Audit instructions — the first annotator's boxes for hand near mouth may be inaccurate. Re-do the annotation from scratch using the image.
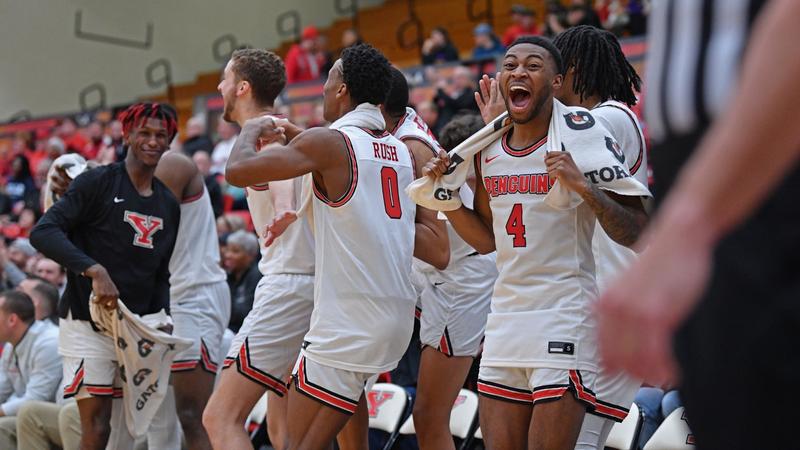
[475,73,505,124]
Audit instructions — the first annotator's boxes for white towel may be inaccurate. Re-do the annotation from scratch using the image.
[296,103,387,224]
[90,299,192,437]
[406,99,652,211]
[42,153,88,212]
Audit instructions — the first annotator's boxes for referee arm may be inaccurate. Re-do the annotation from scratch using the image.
[596,0,800,383]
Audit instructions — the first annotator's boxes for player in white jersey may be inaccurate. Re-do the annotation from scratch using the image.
[50,150,231,450]
[424,36,649,450]
[223,44,445,450]
[382,68,496,450]
[201,49,315,450]
[552,26,649,449]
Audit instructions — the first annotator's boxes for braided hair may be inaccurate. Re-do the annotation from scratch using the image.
[118,102,178,141]
[553,25,641,106]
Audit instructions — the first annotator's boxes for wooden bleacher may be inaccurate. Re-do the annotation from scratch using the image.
[151,0,546,135]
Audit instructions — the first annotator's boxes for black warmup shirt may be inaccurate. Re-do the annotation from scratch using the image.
[30,162,180,321]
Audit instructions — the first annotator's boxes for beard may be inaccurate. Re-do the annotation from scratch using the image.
[222,95,235,123]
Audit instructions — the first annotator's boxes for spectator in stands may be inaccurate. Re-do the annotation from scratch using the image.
[24,133,48,178]
[0,290,61,449]
[417,100,443,137]
[34,159,52,191]
[502,4,541,46]
[211,120,239,175]
[33,258,64,294]
[55,118,87,155]
[45,137,65,162]
[545,0,569,36]
[192,150,224,218]
[433,66,480,128]
[422,27,460,65]
[285,26,325,84]
[625,0,648,35]
[182,115,214,156]
[4,155,36,207]
[634,387,683,448]
[567,0,603,28]
[223,230,260,333]
[341,28,363,49]
[472,23,505,61]
[17,277,59,323]
[98,120,126,163]
[81,121,104,160]
[0,240,26,290]
[216,213,246,237]
[8,238,36,272]
[317,34,334,77]
[16,208,37,238]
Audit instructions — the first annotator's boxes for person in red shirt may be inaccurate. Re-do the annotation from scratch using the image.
[502,4,541,46]
[284,26,324,84]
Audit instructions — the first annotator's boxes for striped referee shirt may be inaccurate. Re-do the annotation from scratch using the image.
[644,0,767,145]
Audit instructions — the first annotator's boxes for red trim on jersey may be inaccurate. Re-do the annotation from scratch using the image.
[248,183,270,191]
[236,338,288,395]
[181,191,204,204]
[390,113,407,135]
[63,362,85,398]
[171,360,199,372]
[357,127,391,139]
[531,386,569,403]
[501,130,548,157]
[313,130,358,207]
[85,384,115,397]
[438,327,454,357]
[477,380,532,404]
[200,339,218,373]
[223,357,236,368]
[294,357,359,414]
[113,387,123,398]
[592,399,629,422]
[401,136,440,158]
[569,370,597,406]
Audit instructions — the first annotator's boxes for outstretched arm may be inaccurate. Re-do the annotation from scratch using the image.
[424,151,495,254]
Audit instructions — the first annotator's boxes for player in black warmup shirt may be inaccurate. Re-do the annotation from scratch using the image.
[30,102,180,450]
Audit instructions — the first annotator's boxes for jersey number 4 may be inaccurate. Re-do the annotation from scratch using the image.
[381,166,402,219]
[505,203,526,247]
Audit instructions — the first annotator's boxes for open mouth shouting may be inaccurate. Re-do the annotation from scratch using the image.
[508,84,533,114]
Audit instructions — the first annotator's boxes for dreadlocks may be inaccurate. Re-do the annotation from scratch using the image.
[118,102,178,141]
[553,25,641,106]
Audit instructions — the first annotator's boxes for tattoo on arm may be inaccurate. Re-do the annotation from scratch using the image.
[581,184,648,248]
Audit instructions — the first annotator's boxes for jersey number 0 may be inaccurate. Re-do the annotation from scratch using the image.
[381,166,402,219]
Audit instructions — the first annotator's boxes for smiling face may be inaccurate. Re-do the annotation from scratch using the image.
[499,43,563,124]
[126,117,170,168]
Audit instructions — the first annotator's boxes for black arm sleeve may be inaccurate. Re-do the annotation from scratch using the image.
[29,171,101,274]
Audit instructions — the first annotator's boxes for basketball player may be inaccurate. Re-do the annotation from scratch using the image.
[552,25,648,449]
[223,44,419,450]
[202,48,316,450]
[424,37,649,449]
[49,136,232,450]
[30,102,180,450]
[382,68,497,450]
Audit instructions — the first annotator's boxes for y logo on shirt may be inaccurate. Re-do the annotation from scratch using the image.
[124,211,164,249]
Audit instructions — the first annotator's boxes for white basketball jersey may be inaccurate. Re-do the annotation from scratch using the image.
[392,107,478,266]
[303,126,416,373]
[591,100,649,290]
[169,186,226,298]
[479,131,599,371]
[245,156,315,277]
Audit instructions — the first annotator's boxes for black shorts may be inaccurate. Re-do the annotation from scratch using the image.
[674,215,800,450]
